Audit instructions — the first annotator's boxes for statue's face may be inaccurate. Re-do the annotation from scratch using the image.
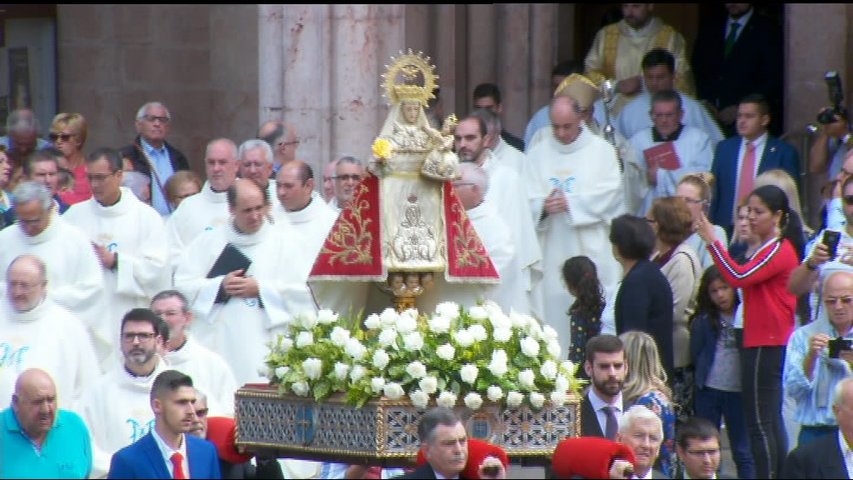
[402,102,421,124]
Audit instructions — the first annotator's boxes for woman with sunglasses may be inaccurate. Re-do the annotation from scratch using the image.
[50,113,91,205]
[696,184,803,479]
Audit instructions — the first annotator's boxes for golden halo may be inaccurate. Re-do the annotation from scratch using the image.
[381,49,439,106]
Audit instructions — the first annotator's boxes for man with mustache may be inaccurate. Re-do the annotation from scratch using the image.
[581,335,628,439]
[108,370,221,478]
[76,308,169,477]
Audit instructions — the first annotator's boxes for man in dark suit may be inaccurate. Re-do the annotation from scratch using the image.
[581,335,627,439]
[108,370,221,479]
[120,101,189,216]
[709,93,800,235]
[692,4,784,136]
[675,417,734,479]
[396,407,505,479]
[472,83,525,152]
[782,376,853,478]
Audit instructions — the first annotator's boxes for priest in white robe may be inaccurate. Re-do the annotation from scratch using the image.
[165,138,239,269]
[525,87,624,357]
[0,181,104,348]
[272,160,338,264]
[174,179,316,385]
[628,90,713,215]
[0,255,99,406]
[63,148,170,363]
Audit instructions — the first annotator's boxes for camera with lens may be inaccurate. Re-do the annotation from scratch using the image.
[817,71,848,125]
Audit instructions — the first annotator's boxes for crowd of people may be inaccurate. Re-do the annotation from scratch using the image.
[0,3,852,479]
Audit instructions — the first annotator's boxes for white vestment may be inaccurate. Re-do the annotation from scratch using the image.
[165,181,230,269]
[616,91,724,147]
[272,192,339,265]
[75,358,167,478]
[525,126,624,356]
[0,298,99,405]
[629,125,713,215]
[174,221,316,385]
[491,137,526,175]
[164,335,239,415]
[0,212,104,349]
[63,187,171,362]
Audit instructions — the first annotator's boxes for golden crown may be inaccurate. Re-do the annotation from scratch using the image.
[382,49,438,106]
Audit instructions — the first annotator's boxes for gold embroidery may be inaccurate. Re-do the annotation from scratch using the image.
[320,183,374,265]
[449,201,489,268]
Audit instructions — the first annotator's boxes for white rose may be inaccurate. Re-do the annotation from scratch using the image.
[520,336,540,358]
[560,361,576,376]
[540,360,558,380]
[378,328,398,348]
[330,326,351,347]
[409,389,430,409]
[396,314,418,334]
[509,311,528,329]
[317,309,339,325]
[435,301,460,320]
[482,301,503,318]
[464,392,483,410]
[526,320,544,341]
[299,312,318,330]
[302,358,323,380]
[345,337,367,360]
[487,350,508,377]
[436,344,456,361]
[468,324,487,342]
[506,391,524,408]
[492,327,512,343]
[488,312,512,331]
[460,364,479,385]
[437,391,457,408]
[555,374,570,393]
[546,341,561,359]
[274,366,289,380]
[542,325,559,341]
[550,390,568,406]
[406,361,427,379]
[370,377,386,393]
[518,368,536,389]
[469,305,488,321]
[487,385,504,402]
[291,381,310,397]
[419,376,438,394]
[350,365,367,382]
[334,362,350,381]
[379,308,398,327]
[279,337,294,353]
[428,315,451,334]
[383,382,405,400]
[295,331,314,348]
[364,313,381,330]
[372,349,390,370]
[401,308,420,319]
[403,332,424,352]
[454,329,475,347]
[529,392,546,409]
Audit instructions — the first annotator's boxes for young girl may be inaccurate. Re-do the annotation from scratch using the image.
[562,256,605,374]
[690,266,755,479]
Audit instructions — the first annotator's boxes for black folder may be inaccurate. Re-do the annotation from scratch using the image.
[207,243,252,304]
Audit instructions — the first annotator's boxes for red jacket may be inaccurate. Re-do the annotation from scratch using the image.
[707,238,798,347]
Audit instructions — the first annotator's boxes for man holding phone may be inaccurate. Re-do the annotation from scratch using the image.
[783,271,853,447]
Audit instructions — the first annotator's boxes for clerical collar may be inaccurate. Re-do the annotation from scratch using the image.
[652,124,684,142]
[288,196,313,213]
[125,363,157,378]
[97,190,122,208]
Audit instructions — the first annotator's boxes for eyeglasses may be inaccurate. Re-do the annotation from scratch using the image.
[685,449,721,457]
[824,296,853,306]
[153,309,183,317]
[86,171,119,183]
[682,197,707,205]
[843,195,853,206]
[334,174,362,182]
[48,133,75,142]
[651,112,679,120]
[8,281,41,292]
[17,215,45,226]
[122,332,157,342]
[195,408,209,417]
[142,115,170,124]
[278,138,301,148]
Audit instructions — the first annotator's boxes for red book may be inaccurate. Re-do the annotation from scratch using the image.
[643,141,681,170]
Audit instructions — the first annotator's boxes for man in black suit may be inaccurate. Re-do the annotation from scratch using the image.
[396,407,505,479]
[581,335,627,439]
[472,83,525,152]
[783,376,853,478]
[692,4,784,136]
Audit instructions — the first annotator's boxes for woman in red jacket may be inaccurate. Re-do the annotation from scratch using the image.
[695,184,803,479]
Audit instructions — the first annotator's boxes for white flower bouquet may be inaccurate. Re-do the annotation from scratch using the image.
[265,301,584,410]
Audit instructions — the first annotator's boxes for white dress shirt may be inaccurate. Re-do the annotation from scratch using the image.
[588,388,624,436]
[151,427,190,479]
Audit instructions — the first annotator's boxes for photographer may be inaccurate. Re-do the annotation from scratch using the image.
[783,271,853,447]
[808,73,851,228]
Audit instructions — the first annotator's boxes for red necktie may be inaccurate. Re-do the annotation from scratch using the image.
[736,141,756,210]
[170,452,186,479]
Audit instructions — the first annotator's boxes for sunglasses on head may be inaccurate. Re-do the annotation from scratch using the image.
[49,133,74,142]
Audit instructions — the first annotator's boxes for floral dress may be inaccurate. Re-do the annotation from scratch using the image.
[635,389,678,478]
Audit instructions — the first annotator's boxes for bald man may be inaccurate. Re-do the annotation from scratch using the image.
[258,120,299,176]
[174,179,316,384]
[1,368,92,478]
[273,160,338,262]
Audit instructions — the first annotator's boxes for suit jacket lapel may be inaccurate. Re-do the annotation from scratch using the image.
[581,394,605,437]
[824,434,849,478]
[141,433,171,479]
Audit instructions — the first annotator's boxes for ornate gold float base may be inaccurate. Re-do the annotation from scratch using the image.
[234,385,580,466]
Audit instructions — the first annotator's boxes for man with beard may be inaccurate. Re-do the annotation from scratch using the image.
[76,308,169,477]
[581,335,627,438]
[610,405,666,478]
[107,370,220,478]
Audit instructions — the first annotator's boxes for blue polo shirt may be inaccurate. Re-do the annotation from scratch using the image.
[0,408,92,479]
